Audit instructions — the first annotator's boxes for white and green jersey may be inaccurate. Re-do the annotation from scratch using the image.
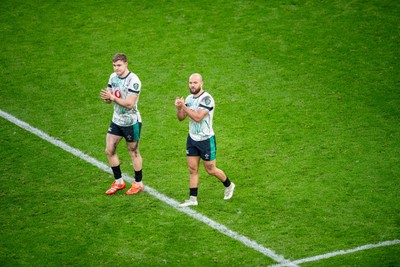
[185,91,215,141]
[107,71,141,126]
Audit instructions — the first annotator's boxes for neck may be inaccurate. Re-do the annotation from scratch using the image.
[119,70,130,78]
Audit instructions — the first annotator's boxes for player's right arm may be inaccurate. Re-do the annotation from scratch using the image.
[100,88,112,104]
[175,97,187,121]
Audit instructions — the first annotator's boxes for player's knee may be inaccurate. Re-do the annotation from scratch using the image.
[105,147,115,157]
[129,149,140,158]
[188,165,198,174]
[127,142,139,152]
[205,165,217,176]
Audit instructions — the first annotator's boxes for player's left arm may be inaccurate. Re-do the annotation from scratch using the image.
[100,89,137,109]
[181,105,208,122]
[175,97,188,121]
[112,93,137,109]
[182,95,213,122]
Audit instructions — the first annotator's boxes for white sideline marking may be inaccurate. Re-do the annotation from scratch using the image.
[0,109,294,266]
[268,239,400,267]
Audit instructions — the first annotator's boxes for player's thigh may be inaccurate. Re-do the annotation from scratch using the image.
[106,133,123,151]
[187,156,200,173]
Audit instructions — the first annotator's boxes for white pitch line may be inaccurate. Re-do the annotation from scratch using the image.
[268,239,400,267]
[0,109,295,267]
[4,109,398,266]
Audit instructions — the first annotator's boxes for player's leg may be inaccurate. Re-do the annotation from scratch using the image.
[179,135,200,207]
[188,156,200,189]
[125,122,144,195]
[179,156,200,207]
[128,141,142,175]
[105,132,123,166]
[203,160,235,200]
[203,159,226,182]
[105,131,126,194]
[202,136,235,200]
[125,140,144,194]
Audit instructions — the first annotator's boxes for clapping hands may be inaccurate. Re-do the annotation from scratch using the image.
[175,97,184,109]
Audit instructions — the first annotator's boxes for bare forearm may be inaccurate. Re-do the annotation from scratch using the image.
[181,105,204,122]
[110,95,134,109]
[176,109,187,121]
[101,89,136,109]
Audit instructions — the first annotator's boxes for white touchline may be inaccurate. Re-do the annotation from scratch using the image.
[0,109,296,267]
[268,239,400,267]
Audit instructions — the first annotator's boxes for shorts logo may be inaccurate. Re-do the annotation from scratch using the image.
[204,154,209,160]
[186,150,189,155]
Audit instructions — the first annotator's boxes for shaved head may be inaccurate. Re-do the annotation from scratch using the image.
[190,73,203,81]
[188,73,204,96]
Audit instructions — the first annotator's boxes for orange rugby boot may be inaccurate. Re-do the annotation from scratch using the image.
[105,181,126,195]
[126,182,144,195]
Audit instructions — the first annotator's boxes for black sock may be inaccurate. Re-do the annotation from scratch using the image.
[190,188,198,197]
[222,177,231,187]
[111,165,122,180]
[135,169,143,183]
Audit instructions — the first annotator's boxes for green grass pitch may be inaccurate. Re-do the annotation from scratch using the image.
[0,0,399,266]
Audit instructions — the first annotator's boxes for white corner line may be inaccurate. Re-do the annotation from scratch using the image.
[0,109,294,266]
[268,239,400,267]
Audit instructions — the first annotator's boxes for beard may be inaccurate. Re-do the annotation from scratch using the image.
[190,87,201,95]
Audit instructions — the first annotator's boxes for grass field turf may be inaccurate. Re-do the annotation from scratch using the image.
[1,0,399,266]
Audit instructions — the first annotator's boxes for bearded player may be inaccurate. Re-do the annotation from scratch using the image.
[174,73,235,207]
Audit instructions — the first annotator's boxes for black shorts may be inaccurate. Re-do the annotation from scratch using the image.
[186,134,216,161]
[108,121,141,142]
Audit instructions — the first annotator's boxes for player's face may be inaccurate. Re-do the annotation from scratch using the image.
[189,76,203,95]
[113,60,128,77]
